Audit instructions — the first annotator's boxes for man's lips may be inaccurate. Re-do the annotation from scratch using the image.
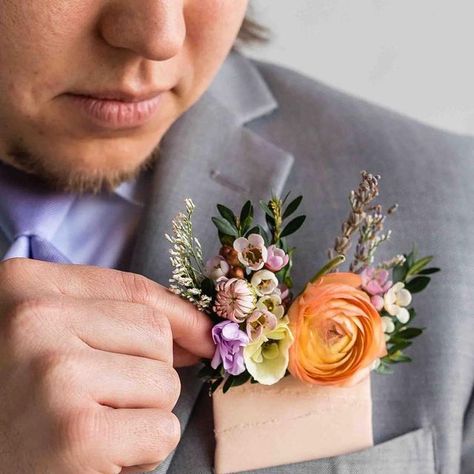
[63,91,165,130]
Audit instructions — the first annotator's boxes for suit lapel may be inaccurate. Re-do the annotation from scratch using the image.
[128,49,294,473]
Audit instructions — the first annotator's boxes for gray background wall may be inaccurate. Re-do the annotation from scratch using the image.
[242,1,474,136]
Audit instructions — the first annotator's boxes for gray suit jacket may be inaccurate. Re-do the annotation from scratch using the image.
[95,49,474,473]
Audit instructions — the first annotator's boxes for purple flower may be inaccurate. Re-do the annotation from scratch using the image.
[211,321,249,376]
[360,267,393,311]
[265,245,289,272]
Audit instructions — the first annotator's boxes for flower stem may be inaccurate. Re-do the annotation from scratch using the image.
[310,255,346,283]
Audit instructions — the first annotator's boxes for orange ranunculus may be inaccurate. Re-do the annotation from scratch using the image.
[288,272,387,387]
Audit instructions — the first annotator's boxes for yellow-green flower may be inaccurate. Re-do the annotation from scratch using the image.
[243,316,294,385]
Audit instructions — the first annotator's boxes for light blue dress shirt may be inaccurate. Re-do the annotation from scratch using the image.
[0,165,152,271]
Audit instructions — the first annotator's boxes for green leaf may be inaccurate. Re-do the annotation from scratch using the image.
[265,213,276,230]
[240,200,253,224]
[398,327,424,339]
[245,225,260,237]
[389,352,412,363]
[282,195,303,220]
[388,340,412,354]
[259,200,274,218]
[198,360,222,380]
[280,215,306,238]
[375,362,394,374]
[406,244,417,267]
[405,276,431,293]
[419,267,441,275]
[217,204,236,226]
[212,217,238,237]
[284,274,294,289]
[280,238,289,253]
[392,261,409,283]
[230,371,252,388]
[387,335,407,345]
[257,225,271,246]
[406,252,415,268]
[209,378,224,395]
[407,256,433,276]
[222,376,235,393]
[281,190,291,206]
[218,231,234,247]
[240,216,254,236]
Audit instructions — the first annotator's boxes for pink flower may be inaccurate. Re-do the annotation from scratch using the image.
[360,267,393,311]
[204,255,230,281]
[275,283,290,301]
[233,234,268,271]
[246,308,278,341]
[213,277,256,323]
[265,245,289,272]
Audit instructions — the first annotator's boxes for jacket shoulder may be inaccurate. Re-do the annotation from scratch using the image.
[248,56,474,170]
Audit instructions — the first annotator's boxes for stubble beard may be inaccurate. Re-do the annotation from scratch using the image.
[1,140,159,194]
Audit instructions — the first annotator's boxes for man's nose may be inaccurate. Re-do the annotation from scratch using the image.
[98,0,186,61]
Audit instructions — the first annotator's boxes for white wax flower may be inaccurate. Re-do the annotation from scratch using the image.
[384,282,412,324]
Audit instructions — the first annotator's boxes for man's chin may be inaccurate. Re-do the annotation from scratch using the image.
[2,142,159,194]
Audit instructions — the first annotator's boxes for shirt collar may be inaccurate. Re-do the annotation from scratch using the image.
[0,158,151,209]
[113,169,149,207]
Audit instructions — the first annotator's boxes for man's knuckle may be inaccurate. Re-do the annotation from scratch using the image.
[154,412,180,457]
[162,367,181,404]
[170,369,181,404]
[0,257,30,279]
[146,308,172,341]
[165,412,181,449]
[57,408,102,452]
[182,307,200,333]
[119,272,157,306]
[147,364,180,407]
[134,463,161,473]
[5,298,52,340]
[30,350,78,393]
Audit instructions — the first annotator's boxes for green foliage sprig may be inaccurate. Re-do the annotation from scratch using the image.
[376,245,440,374]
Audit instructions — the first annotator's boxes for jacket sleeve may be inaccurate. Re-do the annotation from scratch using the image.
[461,388,474,473]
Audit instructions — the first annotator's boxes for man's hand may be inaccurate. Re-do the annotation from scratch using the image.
[0,258,214,473]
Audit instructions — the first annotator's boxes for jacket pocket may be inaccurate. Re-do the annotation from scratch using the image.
[243,426,437,474]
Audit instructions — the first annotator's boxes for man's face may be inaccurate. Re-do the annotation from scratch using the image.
[0,0,249,192]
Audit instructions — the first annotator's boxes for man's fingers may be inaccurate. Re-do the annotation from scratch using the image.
[173,343,201,367]
[100,407,180,470]
[1,259,215,358]
[84,350,180,410]
[62,297,173,363]
[121,463,160,473]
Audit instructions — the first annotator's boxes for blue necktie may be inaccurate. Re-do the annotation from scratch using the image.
[0,163,74,263]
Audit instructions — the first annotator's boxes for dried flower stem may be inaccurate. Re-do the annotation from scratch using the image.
[377,254,406,270]
[350,204,389,272]
[328,170,380,264]
[165,199,212,312]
